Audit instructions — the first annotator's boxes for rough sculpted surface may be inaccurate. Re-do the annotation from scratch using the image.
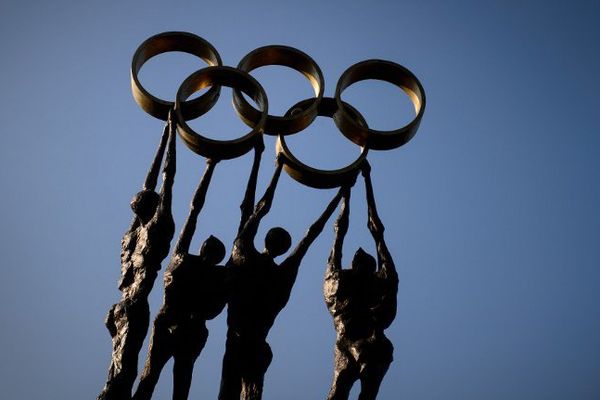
[99,117,177,400]
[98,31,424,400]
[324,164,399,400]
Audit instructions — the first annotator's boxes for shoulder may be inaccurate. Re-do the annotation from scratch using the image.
[325,265,348,281]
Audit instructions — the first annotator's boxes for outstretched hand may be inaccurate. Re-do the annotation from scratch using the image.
[255,137,265,153]
[275,151,285,165]
[341,182,352,199]
[361,160,372,177]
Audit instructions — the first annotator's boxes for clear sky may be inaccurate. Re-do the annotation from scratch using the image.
[0,1,599,399]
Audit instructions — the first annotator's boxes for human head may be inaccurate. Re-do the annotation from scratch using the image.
[264,227,292,257]
[199,235,226,265]
[351,247,376,275]
[130,189,159,223]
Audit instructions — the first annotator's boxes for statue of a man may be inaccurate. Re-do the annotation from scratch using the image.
[133,158,228,400]
[324,162,399,400]
[219,146,347,400]
[99,114,177,400]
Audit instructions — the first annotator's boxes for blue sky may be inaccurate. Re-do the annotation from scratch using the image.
[0,1,598,399]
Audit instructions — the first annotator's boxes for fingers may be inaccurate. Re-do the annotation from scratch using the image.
[361,160,372,176]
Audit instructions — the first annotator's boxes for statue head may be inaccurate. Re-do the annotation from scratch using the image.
[264,227,292,257]
[351,247,376,275]
[200,235,226,265]
[130,189,159,224]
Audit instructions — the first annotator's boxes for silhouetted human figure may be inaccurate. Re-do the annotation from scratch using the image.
[219,147,347,400]
[99,114,177,400]
[324,163,399,400]
[133,158,227,400]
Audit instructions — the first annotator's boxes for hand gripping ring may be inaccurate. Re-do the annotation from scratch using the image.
[277,97,368,189]
[175,66,268,161]
[334,59,426,150]
[131,31,222,121]
[233,45,324,136]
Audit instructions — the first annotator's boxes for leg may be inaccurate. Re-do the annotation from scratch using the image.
[99,300,151,400]
[172,357,196,400]
[133,315,174,400]
[240,341,273,400]
[172,324,208,400]
[327,340,360,400]
[357,336,393,400]
[218,335,242,400]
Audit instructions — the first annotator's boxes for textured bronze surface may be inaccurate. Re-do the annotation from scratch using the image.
[233,45,324,135]
[334,59,426,150]
[99,115,177,400]
[101,32,426,400]
[323,163,399,400]
[131,32,222,121]
[175,66,268,160]
[276,97,368,189]
[219,146,349,400]
[134,159,228,400]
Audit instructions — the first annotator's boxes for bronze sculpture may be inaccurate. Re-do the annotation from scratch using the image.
[218,145,350,400]
[134,159,227,400]
[324,162,399,400]
[98,32,425,400]
[99,114,177,400]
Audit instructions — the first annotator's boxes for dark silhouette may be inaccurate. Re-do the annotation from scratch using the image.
[99,114,177,400]
[134,159,228,400]
[219,146,348,400]
[324,162,399,400]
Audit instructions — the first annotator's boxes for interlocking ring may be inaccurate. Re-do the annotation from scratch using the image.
[132,33,427,175]
[334,59,426,150]
[233,45,324,136]
[175,66,267,160]
[277,97,368,189]
[131,31,222,121]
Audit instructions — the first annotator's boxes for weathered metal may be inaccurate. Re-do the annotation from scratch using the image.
[100,31,425,400]
[276,97,368,189]
[131,31,222,121]
[175,66,268,160]
[99,115,177,400]
[233,45,324,136]
[334,59,426,150]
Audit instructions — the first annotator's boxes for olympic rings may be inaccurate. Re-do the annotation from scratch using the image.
[277,97,368,189]
[131,33,426,187]
[334,59,426,150]
[175,66,267,160]
[131,31,222,121]
[233,45,324,136]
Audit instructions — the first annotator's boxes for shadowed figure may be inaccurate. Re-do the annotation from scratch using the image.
[133,158,228,400]
[218,146,348,400]
[99,114,177,400]
[324,163,399,400]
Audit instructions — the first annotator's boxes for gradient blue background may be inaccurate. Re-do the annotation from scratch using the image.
[1,1,598,399]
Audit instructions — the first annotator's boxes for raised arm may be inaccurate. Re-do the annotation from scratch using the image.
[362,162,396,277]
[174,159,218,255]
[157,112,177,215]
[125,118,170,231]
[143,120,170,191]
[238,156,284,244]
[237,140,265,235]
[327,187,351,270]
[286,185,348,266]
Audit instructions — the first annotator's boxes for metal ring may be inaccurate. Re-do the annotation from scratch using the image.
[131,31,222,121]
[175,66,267,160]
[277,97,367,189]
[334,59,426,150]
[233,45,324,136]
